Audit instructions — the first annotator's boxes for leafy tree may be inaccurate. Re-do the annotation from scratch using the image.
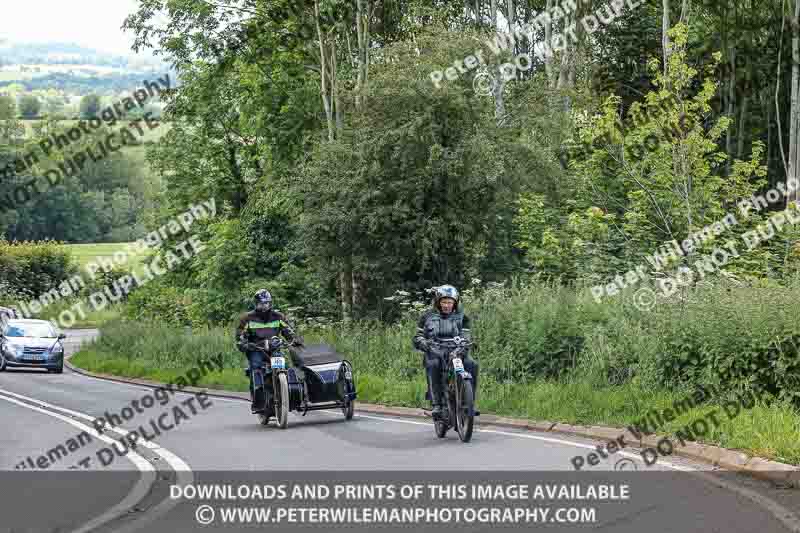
[0,96,15,120]
[17,95,41,118]
[79,94,102,118]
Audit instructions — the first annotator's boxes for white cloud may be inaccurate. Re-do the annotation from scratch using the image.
[0,0,143,56]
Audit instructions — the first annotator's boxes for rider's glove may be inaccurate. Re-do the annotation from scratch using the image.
[419,339,431,352]
[236,335,248,352]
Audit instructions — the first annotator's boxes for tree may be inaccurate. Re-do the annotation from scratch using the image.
[44,97,65,118]
[79,94,102,118]
[0,96,15,120]
[17,95,41,119]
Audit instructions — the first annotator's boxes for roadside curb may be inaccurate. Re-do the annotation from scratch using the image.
[64,357,799,488]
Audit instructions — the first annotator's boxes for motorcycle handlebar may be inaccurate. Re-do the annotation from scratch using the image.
[241,336,302,352]
[429,338,473,347]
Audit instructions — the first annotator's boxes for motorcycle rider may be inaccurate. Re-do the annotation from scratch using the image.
[236,289,302,413]
[413,285,479,420]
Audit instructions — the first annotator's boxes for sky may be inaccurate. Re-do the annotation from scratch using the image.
[0,0,145,56]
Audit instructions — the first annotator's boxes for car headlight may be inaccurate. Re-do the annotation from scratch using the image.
[50,345,64,356]
[2,343,21,357]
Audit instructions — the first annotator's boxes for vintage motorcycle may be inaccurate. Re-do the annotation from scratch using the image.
[244,336,357,428]
[428,337,477,442]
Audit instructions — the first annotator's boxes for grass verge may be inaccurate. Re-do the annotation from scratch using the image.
[70,319,800,466]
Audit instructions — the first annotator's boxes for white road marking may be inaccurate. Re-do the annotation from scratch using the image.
[0,386,195,533]
[54,360,800,533]
[0,391,156,533]
[332,411,694,469]
[328,411,800,532]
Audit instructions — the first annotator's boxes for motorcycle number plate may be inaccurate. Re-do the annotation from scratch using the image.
[452,358,465,373]
[271,357,286,370]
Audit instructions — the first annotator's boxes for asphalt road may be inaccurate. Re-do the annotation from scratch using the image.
[0,329,798,533]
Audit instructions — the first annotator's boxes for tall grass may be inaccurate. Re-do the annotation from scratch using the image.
[71,279,800,465]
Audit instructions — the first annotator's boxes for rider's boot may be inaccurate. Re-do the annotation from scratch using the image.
[251,386,266,414]
[430,385,445,420]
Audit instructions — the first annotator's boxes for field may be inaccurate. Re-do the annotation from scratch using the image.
[62,242,148,271]
[22,119,172,144]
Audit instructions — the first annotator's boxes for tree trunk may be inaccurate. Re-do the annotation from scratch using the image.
[351,271,366,319]
[789,0,800,205]
[332,35,344,132]
[725,47,736,175]
[662,0,671,77]
[556,16,572,90]
[679,0,690,24]
[737,93,749,159]
[339,269,353,322]
[355,0,366,109]
[490,0,497,27]
[506,0,514,28]
[314,0,335,142]
[544,0,554,88]
[766,89,773,186]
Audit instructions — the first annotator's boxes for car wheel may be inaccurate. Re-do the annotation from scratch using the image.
[49,364,63,374]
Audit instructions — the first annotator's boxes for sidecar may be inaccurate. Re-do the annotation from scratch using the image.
[286,343,357,419]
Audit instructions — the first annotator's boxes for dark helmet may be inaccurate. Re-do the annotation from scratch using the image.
[434,285,460,312]
[254,289,273,313]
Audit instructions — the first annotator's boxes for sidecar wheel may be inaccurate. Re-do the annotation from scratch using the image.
[343,399,354,420]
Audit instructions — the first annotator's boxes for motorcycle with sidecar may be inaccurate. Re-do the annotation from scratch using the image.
[244,336,357,428]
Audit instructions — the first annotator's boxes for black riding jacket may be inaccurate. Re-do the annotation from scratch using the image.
[235,309,296,351]
[412,307,472,352]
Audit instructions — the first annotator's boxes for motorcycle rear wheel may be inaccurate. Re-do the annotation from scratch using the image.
[455,379,474,443]
[275,373,289,429]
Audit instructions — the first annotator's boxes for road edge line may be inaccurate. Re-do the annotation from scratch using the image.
[64,354,800,489]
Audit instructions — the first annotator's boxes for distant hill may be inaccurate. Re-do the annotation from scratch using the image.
[0,41,174,96]
[0,41,162,70]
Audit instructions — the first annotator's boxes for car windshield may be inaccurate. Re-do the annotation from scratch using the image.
[4,324,56,338]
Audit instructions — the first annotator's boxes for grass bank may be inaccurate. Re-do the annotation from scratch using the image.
[62,242,148,273]
[71,313,800,466]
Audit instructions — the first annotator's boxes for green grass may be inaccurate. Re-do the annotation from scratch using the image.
[62,242,149,273]
[41,299,123,329]
[22,120,171,143]
[70,319,800,466]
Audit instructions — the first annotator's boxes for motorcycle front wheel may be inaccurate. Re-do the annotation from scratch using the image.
[455,378,474,443]
[275,373,289,429]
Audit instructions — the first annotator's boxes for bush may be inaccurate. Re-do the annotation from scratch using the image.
[79,266,135,298]
[0,240,78,300]
[124,281,190,326]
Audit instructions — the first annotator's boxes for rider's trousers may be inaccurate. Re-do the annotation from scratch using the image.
[423,350,479,405]
[246,350,274,405]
